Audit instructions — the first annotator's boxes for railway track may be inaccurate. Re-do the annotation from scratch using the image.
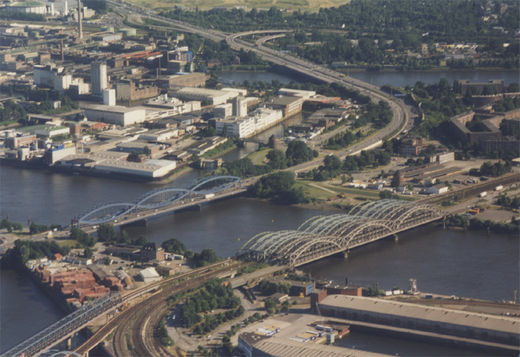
[75,260,241,356]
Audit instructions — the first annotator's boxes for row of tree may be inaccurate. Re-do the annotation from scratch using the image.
[162,0,519,44]
[301,150,391,182]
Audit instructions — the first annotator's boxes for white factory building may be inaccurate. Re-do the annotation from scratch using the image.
[173,87,240,105]
[213,103,233,119]
[216,107,282,138]
[278,88,316,99]
[82,104,146,127]
[34,64,72,91]
[96,159,177,178]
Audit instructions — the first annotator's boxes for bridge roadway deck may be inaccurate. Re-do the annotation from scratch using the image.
[81,187,247,229]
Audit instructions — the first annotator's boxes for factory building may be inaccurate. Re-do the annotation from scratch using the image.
[278,88,316,99]
[216,108,282,138]
[157,72,209,89]
[82,104,146,127]
[91,61,108,96]
[95,158,176,178]
[102,88,116,106]
[270,96,304,117]
[173,87,239,105]
[213,103,233,119]
[34,64,72,91]
[116,80,159,101]
[233,96,247,118]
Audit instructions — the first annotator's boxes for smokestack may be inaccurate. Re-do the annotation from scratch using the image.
[77,0,83,40]
[60,39,64,61]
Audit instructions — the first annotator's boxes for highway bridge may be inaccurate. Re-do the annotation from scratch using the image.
[238,199,443,267]
[76,175,245,227]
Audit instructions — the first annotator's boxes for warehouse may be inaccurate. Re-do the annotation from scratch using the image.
[95,158,176,178]
[172,87,239,105]
[82,104,146,127]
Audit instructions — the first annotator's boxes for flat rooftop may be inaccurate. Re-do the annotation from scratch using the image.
[319,295,520,334]
[81,104,144,114]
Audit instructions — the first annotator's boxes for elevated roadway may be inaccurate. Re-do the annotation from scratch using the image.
[107,0,412,166]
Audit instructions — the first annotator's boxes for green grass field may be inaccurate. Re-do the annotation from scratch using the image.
[246,148,270,165]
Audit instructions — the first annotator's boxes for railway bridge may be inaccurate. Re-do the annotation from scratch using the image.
[238,199,443,267]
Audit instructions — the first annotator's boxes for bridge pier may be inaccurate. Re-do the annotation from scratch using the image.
[393,234,399,242]
[343,251,349,260]
[66,337,72,350]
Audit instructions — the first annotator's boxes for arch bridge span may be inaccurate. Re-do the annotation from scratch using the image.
[237,200,443,267]
[77,176,242,226]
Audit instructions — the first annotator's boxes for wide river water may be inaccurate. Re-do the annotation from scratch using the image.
[0,165,518,353]
[218,68,519,87]
[1,68,519,353]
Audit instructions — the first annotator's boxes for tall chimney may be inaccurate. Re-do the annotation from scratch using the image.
[60,39,64,61]
[77,0,83,40]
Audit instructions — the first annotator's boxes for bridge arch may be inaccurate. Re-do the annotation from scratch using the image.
[77,176,242,226]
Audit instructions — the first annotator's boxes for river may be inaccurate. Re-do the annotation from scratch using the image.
[1,166,518,354]
[218,68,519,87]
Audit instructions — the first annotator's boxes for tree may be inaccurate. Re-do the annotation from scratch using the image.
[162,238,186,254]
[83,247,93,259]
[97,223,116,242]
[266,149,287,169]
[322,155,342,178]
[70,227,97,247]
[285,140,317,166]
[143,146,151,157]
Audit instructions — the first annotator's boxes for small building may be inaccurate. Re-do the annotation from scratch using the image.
[425,185,449,195]
[270,96,304,117]
[138,267,161,283]
[429,152,455,164]
[399,137,423,156]
[289,280,315,297]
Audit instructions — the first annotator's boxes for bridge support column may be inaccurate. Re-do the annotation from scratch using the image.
[66,336,72,350]
[343,251,349,260]
[393,234,399,242]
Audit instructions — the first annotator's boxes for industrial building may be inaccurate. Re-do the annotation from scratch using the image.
[90,61,107,96]
[316,295,520,348]
[20,124,70,138]
[116,80,159,101]
[454,80,505,96]
[95,158,176,178]
[82,104,146,127]
[34,64,72,91]
[213,103,233,118]
[215,107,283,138]
[448,108,520,155]
[157,72,209,89]
[270,96,304,117]
[278,88,316,99]
[173,87,239,105]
